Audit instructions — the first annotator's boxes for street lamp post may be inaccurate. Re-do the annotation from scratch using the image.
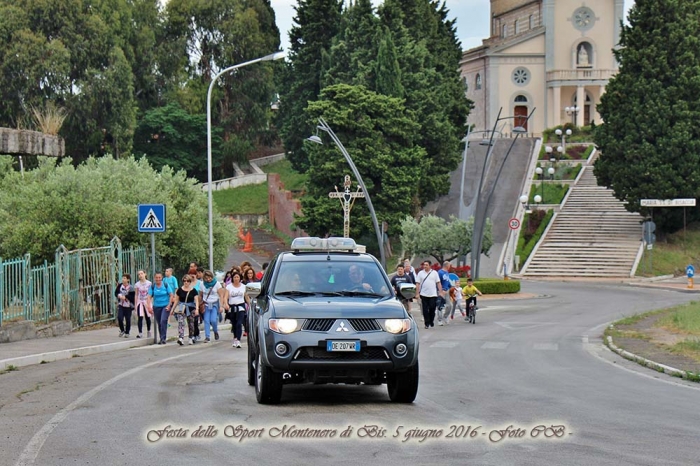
[206,50,286,272]
[547,166,555,202]
[565,106,580,126]
[534,194,542,211]
[307,117,386,269]
[459,128,503,220]
[520,194,530,230]
[471,108,535,280]
[535,166,543,200]
[555,128,572,157]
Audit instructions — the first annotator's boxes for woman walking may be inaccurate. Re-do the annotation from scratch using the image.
[170,274,200,345]
[134,270,153,338]
[148,272,174,344]
[201,270,225,342]
[225,271,249,348]
[242,267,257,285]
[115,274,134,337]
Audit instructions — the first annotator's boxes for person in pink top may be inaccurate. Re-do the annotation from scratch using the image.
[133,270,153,339]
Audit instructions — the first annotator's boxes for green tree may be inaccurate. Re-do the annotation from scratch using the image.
[277,0,344,172]
[594,0,700,232]
[296,84,426,243]
[374,28,404,98]
[399,214,493,265]
[165,0,281,178]
[132,103,222,180]
[323,0,380,89]
[0,156,235,271]
[378,0,471,205]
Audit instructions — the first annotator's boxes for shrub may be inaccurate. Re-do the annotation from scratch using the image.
[474,279,521,294]
[516,209,554,266]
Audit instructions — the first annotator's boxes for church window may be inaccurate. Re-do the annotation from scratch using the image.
[529,15,535,29]
[515,20,520,35]
[475,74,482,90]
[502,24,507,38]
[515,95,528,103]
[512,67,530,86]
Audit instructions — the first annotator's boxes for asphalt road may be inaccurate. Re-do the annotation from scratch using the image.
[2,282,699,466]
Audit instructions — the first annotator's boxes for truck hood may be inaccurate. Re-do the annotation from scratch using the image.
[270,296,407,319]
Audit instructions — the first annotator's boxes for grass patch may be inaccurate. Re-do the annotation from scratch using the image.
[636,222,700,277]
[1,365,18,374]
[16,383,42,399]
[528,183,568,205]
[261,159,307,193]
[669,338,700,357]
[533,163,582,181]
[655,301,700,335]
[212,182,269,215]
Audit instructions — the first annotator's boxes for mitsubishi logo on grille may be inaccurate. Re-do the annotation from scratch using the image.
[335,321,349,332]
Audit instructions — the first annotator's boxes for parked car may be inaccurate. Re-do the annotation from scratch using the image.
[246,237,419,404]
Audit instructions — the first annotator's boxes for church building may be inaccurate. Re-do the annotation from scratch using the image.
[460,0,625,135]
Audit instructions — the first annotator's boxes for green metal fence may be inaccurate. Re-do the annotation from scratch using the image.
[1,237,157,328]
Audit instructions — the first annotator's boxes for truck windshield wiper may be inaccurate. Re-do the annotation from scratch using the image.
[274,291,317,297]
[335,291,385,298]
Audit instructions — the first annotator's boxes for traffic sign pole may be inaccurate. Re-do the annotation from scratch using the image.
[138,204,166,345]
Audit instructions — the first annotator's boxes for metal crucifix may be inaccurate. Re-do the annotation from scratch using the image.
[328,175,365,238]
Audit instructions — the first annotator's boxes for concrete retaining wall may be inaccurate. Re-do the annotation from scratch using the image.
[0,128,65,157]
[0,320,72,344]
[268,173,307,238]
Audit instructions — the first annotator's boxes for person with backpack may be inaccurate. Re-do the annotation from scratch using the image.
[200,270,225,342]
[115,274,135,338]
[148,272,174,344]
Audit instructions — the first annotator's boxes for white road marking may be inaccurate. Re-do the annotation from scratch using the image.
[481,341,510,349]
[15,351,201,466]
[430,341,459,348]
[533,343,559,351]
[495,321,556,330]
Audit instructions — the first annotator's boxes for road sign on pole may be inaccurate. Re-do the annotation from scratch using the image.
[509,218,520,230]
[138,204,166,233]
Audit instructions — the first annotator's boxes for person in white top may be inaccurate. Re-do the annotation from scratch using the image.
[415,260,443,329]
[133,270,153,338]
[200,270,225,342]
[225,271,250,348]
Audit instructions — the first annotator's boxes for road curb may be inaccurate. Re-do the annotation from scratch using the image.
[626,282,700,293]
[604,327,700,382]
[0,323,233,371]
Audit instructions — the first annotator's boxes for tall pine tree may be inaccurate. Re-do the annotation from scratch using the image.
[594,0,700,231]
[378,0,471,204]
[277,0,343,171]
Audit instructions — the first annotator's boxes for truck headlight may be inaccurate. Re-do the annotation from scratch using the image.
[269,318,301,334]
[383,318,412,334]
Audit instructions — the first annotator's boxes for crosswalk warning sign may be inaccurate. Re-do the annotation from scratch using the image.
[138,204,166,233]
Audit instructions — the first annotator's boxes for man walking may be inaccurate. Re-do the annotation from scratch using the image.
[415,261,442,329]
[391,264,413,313]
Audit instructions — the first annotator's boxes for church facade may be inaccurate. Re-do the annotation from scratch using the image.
[460,0,625,135]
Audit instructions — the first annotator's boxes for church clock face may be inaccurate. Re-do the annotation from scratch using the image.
[573,6,595,31]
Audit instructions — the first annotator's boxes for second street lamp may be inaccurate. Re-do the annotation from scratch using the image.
[307,117,385,269]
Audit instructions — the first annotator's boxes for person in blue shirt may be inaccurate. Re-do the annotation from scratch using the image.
[436,261,453,326]
[163,268,178,294]
[148,272,174,344]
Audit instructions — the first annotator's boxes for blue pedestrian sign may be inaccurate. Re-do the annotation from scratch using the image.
[138,204,166,233]
[687,265,695,278]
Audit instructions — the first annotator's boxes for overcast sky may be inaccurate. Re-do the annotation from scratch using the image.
[270,0,635,53]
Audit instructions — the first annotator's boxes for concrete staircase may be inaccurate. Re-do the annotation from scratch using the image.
[522,166,644,277]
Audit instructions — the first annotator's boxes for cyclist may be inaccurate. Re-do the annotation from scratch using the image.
[462,278,482,323]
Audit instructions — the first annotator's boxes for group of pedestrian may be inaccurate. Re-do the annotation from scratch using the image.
[396,259,482,329]
[114,261,268,347]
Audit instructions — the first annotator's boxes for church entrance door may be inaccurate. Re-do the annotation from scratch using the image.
[514,106,528,131]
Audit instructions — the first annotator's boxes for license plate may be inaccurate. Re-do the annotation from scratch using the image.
[326,340,361,352]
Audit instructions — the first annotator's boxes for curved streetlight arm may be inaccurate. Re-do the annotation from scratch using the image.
[472,107,536,279]
[317,117,386,269]
[207,51,286,272]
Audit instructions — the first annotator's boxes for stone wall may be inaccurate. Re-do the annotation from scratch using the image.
[0,128,65,157]
[268,173,307,238]
[0,320,72,344]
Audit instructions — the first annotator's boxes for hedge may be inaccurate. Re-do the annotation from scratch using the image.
[516,209,554,266]
[473,279,521,294]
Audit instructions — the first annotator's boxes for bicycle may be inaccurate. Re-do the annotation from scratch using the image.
[465,294,477,324]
